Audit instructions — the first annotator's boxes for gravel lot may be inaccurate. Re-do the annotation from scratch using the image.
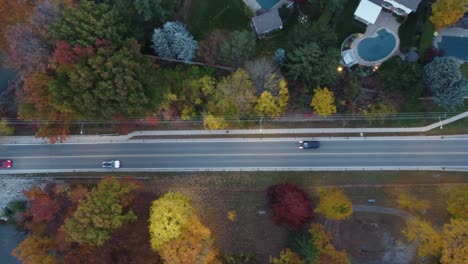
[0,177,49,215]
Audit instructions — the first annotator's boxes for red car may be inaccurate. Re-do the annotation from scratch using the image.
[0,159,12,168]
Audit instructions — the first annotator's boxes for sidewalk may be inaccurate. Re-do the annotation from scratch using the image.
[1,111,467,145]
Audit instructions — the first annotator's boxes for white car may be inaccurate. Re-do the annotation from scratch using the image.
[102,160,120,168]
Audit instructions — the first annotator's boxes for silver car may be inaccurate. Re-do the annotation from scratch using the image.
[102,160,121,168]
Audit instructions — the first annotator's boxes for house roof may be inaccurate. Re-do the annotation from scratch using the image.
[369,0,421,12]
[455,12,468,29]
[354,0,382,25]
[252,9,283,35]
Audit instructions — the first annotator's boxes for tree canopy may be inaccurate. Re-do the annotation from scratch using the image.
[314,187,352,220]
[310,87,337,117]
[220,30,256,67]
[447,186,468,219]
[152,21,198,62]
[430,0,468,30]
[134,0,182,23]
[375,57,423,99]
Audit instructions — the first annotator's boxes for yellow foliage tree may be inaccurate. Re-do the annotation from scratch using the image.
[277,79,290,110]
[394,189,431,214]
[255,91,282,117]
[310,87,336,116]
[160,216,220,264]
[149,192,194,251]
[447,186,468,219]
[314,187,353,220]
[270,249,304,264]
[12,235,57,264]
[430,0,468,30]
[309,223,351,264]
[0,119,14,136]
[441,219,468,264]
[402,217,443,258]
[203,114,228,130]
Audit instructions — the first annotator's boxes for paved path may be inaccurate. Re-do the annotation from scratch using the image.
[354,205,412,219]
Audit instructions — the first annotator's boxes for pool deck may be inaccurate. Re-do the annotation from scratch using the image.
[242,0,288,12]
[434,27,468,61]
[351,11,401,66]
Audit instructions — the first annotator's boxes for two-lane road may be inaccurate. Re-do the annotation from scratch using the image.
[1,138,468,173]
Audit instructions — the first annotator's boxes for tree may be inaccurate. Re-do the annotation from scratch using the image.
[309,223,350,264]
[424,57,468,110]
[270,249,304,264]
[12,235,57,264]
[273,48,286,66]
[63,177,139,246]
[375,57,423,99]
[159,216,220,264]
[446,186,468,219]
[220,30,256,67]
[49,1,129,46]
[0,0,34,51]
[255,92,282,117]
[204,114,228,130]
[285,43,340,89]
[402,217,443,258]
[23,187,61,223]
[314,187,352,220]
[197,29,228,65]
[245,57,278,94]
[308,0,348,12]
[149,192,194,251]
[394,189,431,214]
[267,183,313,230]
[0,119,14,135]
[430,0,468,30]
[152,21,198,62]
[289,22,337,50]
[52,40,95,65]
[310,87,337,116]
[49,40,164,119]
[134,0,182,23]
[441,219,468,264]
[213,69,256,118]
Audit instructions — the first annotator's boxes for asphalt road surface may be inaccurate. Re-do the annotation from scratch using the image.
[1,139,468,173]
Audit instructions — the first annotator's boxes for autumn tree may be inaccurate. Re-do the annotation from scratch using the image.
[220,30,256,67]
[159,216,220,264]
[63,177,139,246]
[52,40,95,65]
[23,187,61,223]
[393,189,431,214]
[267,183,313,230]
[402,217,443,258]
[315,187,352,220]
[309,223,350,264]
[204,114,228,130]
[270,249,304,264]
[0,0,34,51]
[149,192,194,251]
[430,0,468,30]
[12,235,57,264]
[255,79,289,117]
[310,87,337,116]
[0,119,14,135]
[49,40,164,119]
[440,219,468,264]
[49,1,129,46]
[446,186,468,219]
[212,69,256,118]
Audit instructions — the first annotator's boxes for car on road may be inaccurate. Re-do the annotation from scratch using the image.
[102,160,120,168]
[298,141,320,149]
[0,159,13,168]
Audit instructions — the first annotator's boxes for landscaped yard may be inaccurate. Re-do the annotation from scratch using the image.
[334,0,366,44]
[186,0,252,39]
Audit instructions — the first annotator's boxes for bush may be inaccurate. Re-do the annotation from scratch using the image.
[418,18,434,54]
[267,183,313,230]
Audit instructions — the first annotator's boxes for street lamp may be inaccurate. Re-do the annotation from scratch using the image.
[80,122,84,135]
[259,118,263,132]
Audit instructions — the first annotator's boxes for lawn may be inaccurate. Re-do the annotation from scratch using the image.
[334,0,366,44]
[186,0,252,39]
[418,17,434,54]
[461,63,468,79]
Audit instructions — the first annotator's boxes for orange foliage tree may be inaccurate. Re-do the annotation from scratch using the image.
[0,0,34,51]
[12,235,57,264]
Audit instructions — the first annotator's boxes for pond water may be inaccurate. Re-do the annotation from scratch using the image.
[0,224,26,264]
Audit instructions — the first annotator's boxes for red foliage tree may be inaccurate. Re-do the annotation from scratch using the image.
[267,183,313,230]
[23,187,61,223]
[52,40,94,65]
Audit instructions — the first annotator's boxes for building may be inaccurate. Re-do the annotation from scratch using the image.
[354,0,422,25]
[251,9,283,38]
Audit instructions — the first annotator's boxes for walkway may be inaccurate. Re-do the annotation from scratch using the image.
[0,111,467,145]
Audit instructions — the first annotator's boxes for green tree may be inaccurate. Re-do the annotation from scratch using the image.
[220,30,256,67]
[49,1,129,46]
[375,57,423,99]
[315,187,353,220]
[289,22,337,50]
[447,186,468,219]
[134,0,182,23]
[310,87,337,117]
[424,57,468,110]
[430,0,468,30]
[149,192,194,251]
[285,43,340,88]
[63,177,138,246]
[49,40,164,119]
[308,0,348,12]
[0,119,14,136]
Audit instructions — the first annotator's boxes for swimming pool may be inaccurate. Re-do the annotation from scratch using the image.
[357,29,397,62]
[257,0,281,10]
[438,36,468,61]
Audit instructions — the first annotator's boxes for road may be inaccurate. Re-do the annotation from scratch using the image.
[1,138,468,173]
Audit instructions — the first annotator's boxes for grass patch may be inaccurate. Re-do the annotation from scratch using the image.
[398,12,418,50]
[187,0,251,39]
[461,64,468,79]
[418,17,434,53]
[334,0,366,43]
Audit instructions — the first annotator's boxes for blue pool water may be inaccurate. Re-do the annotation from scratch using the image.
[357,29,397,62]
[438,36,468,61]
[257,0,280,10]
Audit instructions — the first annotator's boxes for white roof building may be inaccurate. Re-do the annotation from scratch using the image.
[354,0,382,25]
